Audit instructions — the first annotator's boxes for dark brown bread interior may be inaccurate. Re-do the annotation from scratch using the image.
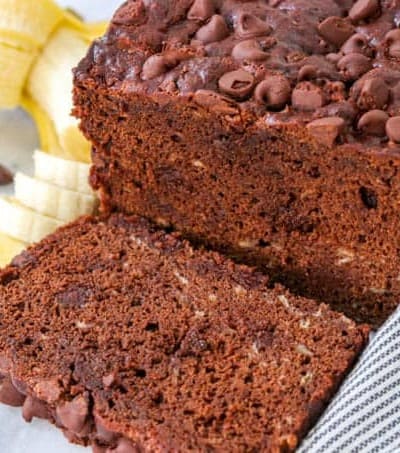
[73,0,400,328]
[0,215,368,452]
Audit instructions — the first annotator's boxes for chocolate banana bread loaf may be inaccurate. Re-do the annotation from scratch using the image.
[74,0,400,328]
[0,215,368,452]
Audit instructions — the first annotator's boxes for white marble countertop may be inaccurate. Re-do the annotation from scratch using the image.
[0,2,121,451]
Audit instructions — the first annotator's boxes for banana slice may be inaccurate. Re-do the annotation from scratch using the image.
[21,96,63,155]
[14,173,97,222]
[27,27,91,162]
[0,43,36,108]
[0,232,27,268]
[0,197,62,244]
[0,0,64,51]
[33,150,92,195]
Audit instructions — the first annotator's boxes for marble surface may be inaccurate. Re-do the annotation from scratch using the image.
[0,1,121,452]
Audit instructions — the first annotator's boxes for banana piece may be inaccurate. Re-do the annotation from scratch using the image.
[0,232,27,268]
[14,173,97,222]
[0,44,36,109]
[0,0,64,51]
[0,197,62,244]
[33,150,92,195]
[27,27,91,162]
[21,96,63,155]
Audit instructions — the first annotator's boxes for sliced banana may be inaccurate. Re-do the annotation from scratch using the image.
[0,0,64,50]
[33,150,92,195]
[0,197,62,244]
[26,27,91,162]
[14,173,97,222]
[0,43,36,108]
[0,232,27,268]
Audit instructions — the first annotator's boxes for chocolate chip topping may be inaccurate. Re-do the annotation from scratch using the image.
[318,17,355,47]
[337,53,372,81]
[349,0,380,23]
[358,109,389,136]
[292,82,325,111]
[187,0,215,22]
[218,69,255,99]
[235,12,272,39]
[195,14,229,44]
[357,78,389,111]
[0,164,13,186]
[0,376,25,407]
[232,39,269,61]
[56,393,89,434]
[306,116,345,147]
[385,29,400,59]
[255,76,291,110]
[386,116,400,143]
[77,0,400,146]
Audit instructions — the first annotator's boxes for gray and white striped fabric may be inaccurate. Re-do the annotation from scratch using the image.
[299,308,400,453]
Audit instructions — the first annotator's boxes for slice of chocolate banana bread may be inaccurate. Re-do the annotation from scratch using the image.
[0,215,368,452]
[74,0,400,327]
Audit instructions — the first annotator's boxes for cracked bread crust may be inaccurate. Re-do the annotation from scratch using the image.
[0,215,368,452]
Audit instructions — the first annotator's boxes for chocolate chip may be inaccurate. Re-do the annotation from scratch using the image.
[337,53,372,81]
[306,116,345,147]
[11,250,36,269]
[95,414,119,443]
[235,12,272,39]
[358,110,389,136]
[386,116,400,143]
[298,65,318,81]
[218,69,255,100]
[325,53,341,64]
[341,33,372,56]
[0,376,25,407]
[141,55,172,81]
[56,286,91,307]
[360,187,378,209]
[195,15,229,44]
[318,16,355,47]
[348,0,380,23]
[23,395,52,422]
[56,393,89,434]
[232,39,269,61]
[385,29,400,59]
[193,90,239,115]
[0,164,13,185]
[109,438,139,453]
[254,76,291,110]
[292,82,325,111]
[357,78,389,110]
[187,0,215,21]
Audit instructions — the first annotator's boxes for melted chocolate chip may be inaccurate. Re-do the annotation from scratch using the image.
[0,164,13,185]
[385,29,400,59]
[341,33,372,56]
[232,39,269,61]
[292,82,325,111]
[358,110,389,136]
[348,0,380,23]
[298,65,319,81]
[56,393,89,434]
[110,438,139,453]
[337,53,372,81]
[306,116,345,147]
[195,15,229,44]
[318,17,354,47]
[235,12,272,39]
[357,78,389,111]
[254,76,291,110]
[218,69,255,100]
[56,286,92,307]
[193,89,239,115]
[23,395,52,422]
[142,55,174,81]
[187,0,215,21]
[386,116,400,143]
[0,376,25,407]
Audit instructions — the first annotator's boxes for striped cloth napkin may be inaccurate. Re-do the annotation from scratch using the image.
[299,308,400,453]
